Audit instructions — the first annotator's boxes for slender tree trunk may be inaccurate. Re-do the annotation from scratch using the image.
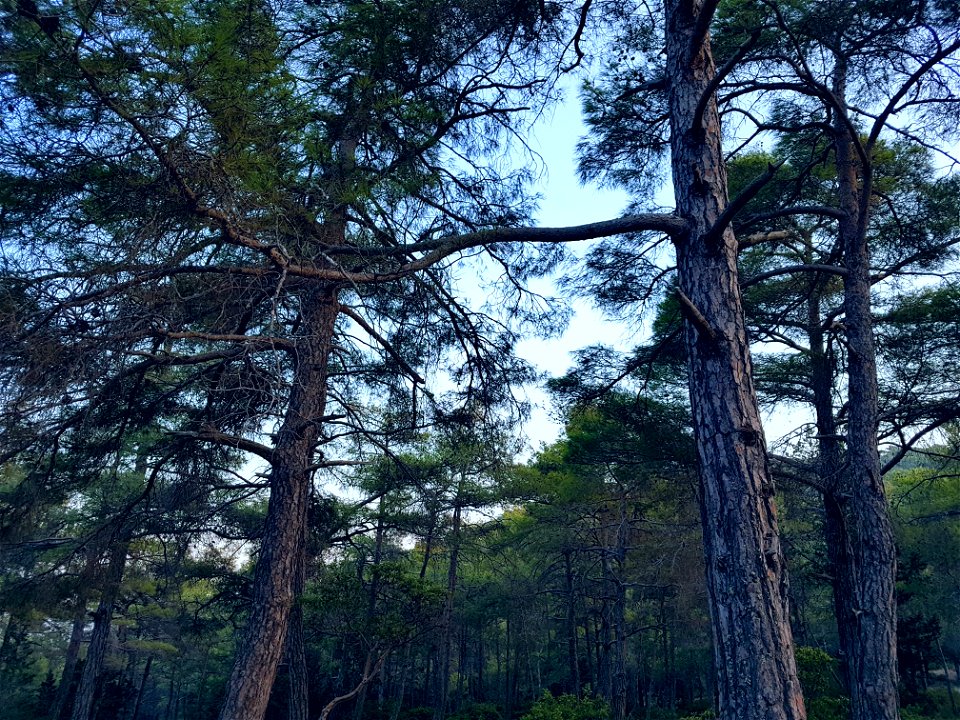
[583,618,596,697]
[609,491,628,720]
[829,58,899,720]
[355,504,387,720]
[51,600,88,720]
[435,501,462,720]
[218,286,340,720]
[71,540,129,720]
[804,271,857,690]
[130,656,153,720]
[663,2,805,718]
[287,552,309,720]
[563,550,582,698]
[503,616,512,720]
[390,645,412,720]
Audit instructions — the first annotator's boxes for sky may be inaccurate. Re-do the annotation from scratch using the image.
[507,84,811,456]
[511,85,638,453]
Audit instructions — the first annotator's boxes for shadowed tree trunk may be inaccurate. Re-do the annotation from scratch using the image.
[563,549,581,698]
[434,500,463,720]
[70,540,129,720]
[287,551,309,720]
[217,286,340,720]
[829,58,899,720]
[663,1,805,717]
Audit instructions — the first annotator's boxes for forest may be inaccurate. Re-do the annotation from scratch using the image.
[0,1,958,720]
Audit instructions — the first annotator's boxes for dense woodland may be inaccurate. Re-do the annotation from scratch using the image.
[1,2,959,720]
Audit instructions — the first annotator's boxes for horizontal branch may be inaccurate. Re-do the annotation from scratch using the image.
[322,213,690,259]
[742,263,848,288]
[174,428,275,462]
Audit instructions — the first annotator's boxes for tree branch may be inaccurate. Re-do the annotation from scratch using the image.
[675,289,717,342]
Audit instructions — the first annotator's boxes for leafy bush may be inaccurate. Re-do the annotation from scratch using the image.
[794,647,850,720]
[520,693,609,720]
[795,647,843,699]
[806,696,850,720]
[677,711,715,720]
[449,703,502,720]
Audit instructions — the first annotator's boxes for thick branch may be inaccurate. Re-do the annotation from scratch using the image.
[174,428,276,463]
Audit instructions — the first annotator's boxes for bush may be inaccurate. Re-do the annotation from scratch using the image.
[806,696,850,720]
[449,704,502,720]
[677,711,715,720]
[520,693,609,720]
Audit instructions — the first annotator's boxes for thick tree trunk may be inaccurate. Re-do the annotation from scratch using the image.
[663,2,805,718]
[71,540,129,720]
[831,64,900,720]
[218,286,340,720]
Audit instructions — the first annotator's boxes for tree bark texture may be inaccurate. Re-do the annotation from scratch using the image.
[830,65,899,720]
[218,286,340,720]
[663,2,805,718]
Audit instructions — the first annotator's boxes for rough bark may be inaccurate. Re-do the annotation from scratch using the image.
[830,62,899,720]
[217,286,340,720]
[663,1,806,718]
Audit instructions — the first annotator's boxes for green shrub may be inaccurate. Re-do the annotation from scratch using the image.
[520,693,609,720]
[795,647,844,699]
[677,711,715,720]
[449,703,502,720]
[806,696,850,720]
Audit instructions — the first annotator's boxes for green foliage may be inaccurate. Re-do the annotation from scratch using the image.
[677,712,715,720]
[794,647,844,699]
[804,697,851,720]
[792,648,849,720]
[448,702,502,720]
[520,693,609,720]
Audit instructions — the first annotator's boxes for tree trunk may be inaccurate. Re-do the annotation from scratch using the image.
[287,551,309,720]
[218,286,340,720]
[663,2,805,718]
[563,550,582,698]
[434,501,463,720]
[51,600,89,720]
[71,540,129,720]
[130,656,153,720]
[608,491,628,720]
[355,504,387,720]
[830,59,899,720]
